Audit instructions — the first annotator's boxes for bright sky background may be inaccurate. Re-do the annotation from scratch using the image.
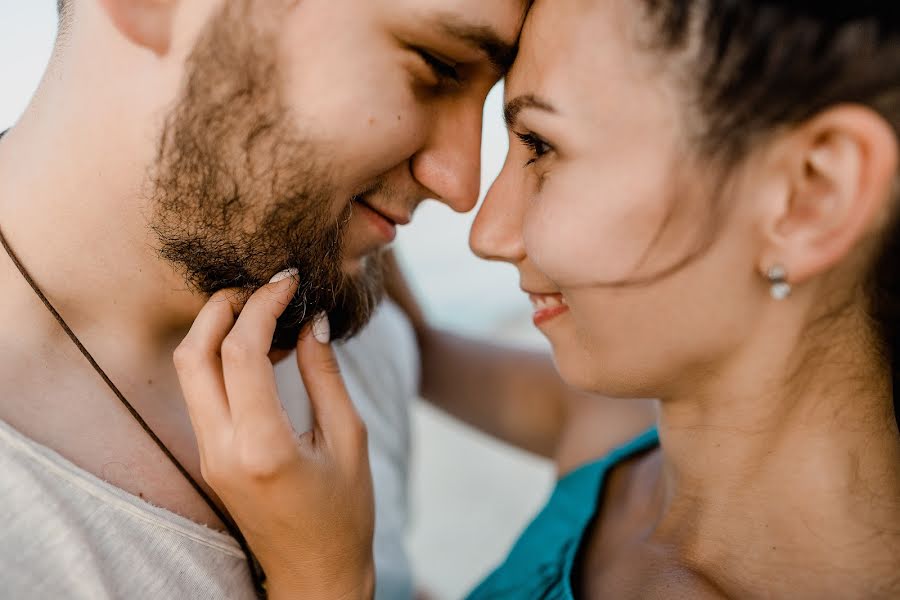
[0,1,535,337]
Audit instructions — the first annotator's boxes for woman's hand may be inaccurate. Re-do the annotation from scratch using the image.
[173,270,375,600]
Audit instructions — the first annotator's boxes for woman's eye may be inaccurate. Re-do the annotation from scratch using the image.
[515,131,553,166]
[415,49,462,86]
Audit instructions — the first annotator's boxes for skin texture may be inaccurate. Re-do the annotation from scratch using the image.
[465,0,900,597]
[0,0,526,595]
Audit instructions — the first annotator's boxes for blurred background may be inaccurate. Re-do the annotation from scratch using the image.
[0,3,555,597]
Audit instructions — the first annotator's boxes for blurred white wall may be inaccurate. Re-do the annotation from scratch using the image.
[0,5,554,598]
[0,3,57,129]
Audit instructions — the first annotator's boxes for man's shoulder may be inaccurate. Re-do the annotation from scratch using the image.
[275,299,419,401]
[0,419,258,599]
[335,299,420,389]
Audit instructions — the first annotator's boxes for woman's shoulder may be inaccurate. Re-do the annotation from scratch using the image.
[466,417,660,600]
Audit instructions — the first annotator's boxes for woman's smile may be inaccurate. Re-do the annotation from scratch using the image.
[528,292,569,326]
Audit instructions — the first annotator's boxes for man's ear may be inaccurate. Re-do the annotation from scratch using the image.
[758,105,899,285]
[97,0,178,56]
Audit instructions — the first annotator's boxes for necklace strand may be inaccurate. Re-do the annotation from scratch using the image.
[0,225,267,597]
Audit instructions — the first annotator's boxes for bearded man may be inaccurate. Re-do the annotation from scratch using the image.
[0,0,525,597]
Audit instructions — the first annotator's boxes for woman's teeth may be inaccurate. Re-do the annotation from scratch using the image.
[531,294,567,310]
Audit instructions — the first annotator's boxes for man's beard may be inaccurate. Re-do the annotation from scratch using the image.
[149,1,383,349]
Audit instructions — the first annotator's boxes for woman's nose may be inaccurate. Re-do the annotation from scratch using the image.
[470,166,527,265]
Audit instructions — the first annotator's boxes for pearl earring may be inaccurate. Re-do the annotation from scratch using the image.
[767,264,792,300]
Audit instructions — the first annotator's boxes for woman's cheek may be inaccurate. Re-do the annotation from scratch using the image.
[523,206,595,286]
[522,187,657,288]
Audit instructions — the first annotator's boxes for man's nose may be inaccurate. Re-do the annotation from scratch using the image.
[469,164,527,265]
[410,103,483,213]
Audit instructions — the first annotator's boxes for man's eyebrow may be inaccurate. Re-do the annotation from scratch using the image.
[437,17,519,74]
[504,94,557,129]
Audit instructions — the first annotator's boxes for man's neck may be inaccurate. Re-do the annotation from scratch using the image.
[0,112,204,373]
[0,108,221,532]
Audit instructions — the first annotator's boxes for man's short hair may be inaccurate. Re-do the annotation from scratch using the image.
[57,0,69,23]
[56,0,72,40]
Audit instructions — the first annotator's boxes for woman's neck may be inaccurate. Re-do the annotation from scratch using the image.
[651,311,900,596]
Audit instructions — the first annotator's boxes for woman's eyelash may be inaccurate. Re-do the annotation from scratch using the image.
[515,131,552,166]
[416,50,461,85]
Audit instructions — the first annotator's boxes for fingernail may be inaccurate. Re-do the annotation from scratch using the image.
[312,312,330,344]
[269,268,299,284]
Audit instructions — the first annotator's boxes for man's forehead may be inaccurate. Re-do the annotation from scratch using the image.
[406,0,529,25]
[428,11,524,73]
[399,0,529,46]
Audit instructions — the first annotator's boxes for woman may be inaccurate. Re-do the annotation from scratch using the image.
[176,1,900,598]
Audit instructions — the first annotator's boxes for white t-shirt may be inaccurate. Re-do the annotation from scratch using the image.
[0,300,419,599]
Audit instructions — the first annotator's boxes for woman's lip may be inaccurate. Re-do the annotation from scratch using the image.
[533,304,569,326]
[528,292,569,327]
[354,200,397,242]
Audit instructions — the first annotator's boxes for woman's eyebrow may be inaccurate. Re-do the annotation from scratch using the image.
[504,94,557,128]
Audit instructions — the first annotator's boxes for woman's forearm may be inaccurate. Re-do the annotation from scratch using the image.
[265,565,375,600]
[418,327,569,457]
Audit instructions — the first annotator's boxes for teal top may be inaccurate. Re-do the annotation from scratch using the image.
[466,427,660,600]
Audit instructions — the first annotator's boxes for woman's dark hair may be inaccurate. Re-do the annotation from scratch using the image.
[638,1,900,426]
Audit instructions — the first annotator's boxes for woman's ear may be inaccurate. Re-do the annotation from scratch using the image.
[97,0,179,56]
[758,105,899,285]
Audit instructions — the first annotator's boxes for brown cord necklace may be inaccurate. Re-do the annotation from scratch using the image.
[0,205,267,598]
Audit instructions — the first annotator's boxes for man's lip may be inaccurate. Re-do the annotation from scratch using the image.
[353,197,411,226]
[353,199,398,242]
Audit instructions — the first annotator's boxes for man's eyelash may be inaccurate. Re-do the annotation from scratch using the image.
[514,131,552,166]
[416,50,461,85]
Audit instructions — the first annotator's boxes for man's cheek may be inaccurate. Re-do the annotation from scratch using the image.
[344,121,425,186]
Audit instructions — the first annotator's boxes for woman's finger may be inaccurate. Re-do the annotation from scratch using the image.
[221,269,299,431]
[173,289,242,443]
[295,314,367,454]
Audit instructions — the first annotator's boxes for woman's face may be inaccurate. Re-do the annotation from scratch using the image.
[471,0,774,397]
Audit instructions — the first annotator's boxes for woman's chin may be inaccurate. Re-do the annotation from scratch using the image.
[551,346,657,399]
[550,345,603,392]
